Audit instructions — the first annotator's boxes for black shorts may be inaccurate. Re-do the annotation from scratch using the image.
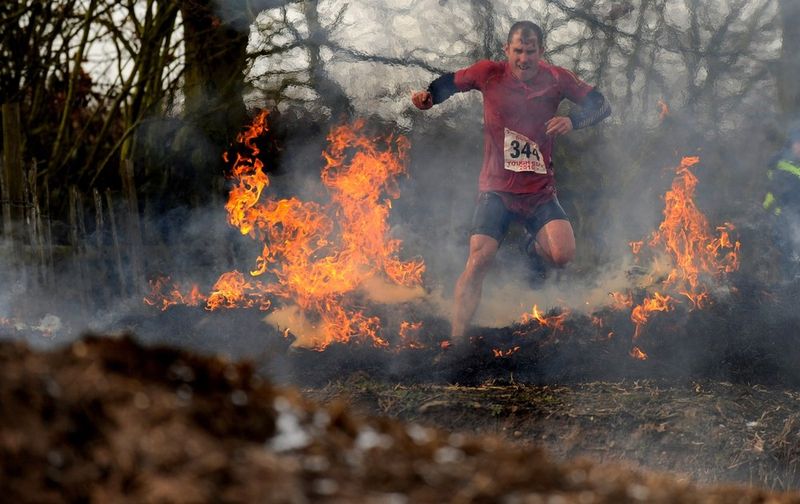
[470,191,569,243]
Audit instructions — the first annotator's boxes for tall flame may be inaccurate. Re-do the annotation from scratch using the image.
[647,157,740,306]
[618,156,740,354]
[146,112,425,349]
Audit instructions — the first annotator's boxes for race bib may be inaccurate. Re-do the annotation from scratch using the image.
[504,128,547,174]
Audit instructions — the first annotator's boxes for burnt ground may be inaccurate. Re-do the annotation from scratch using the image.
[5,272,800,500]
[308,377,800,491]
[291,278,800,492]
[2,333,800,503]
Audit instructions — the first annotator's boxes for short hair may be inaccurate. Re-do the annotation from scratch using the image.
[507,21,544,46]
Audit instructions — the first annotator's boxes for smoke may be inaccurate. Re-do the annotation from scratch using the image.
[360,276,426,304]
[7,0,800,390]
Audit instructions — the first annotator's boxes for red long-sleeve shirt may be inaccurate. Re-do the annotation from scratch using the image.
[454,59,594,195]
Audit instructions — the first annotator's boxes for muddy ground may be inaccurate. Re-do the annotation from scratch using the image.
[2,333,800,503]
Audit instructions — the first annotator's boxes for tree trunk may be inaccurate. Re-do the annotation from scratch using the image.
[180,0,249,134]
[177,0,251,202]
[303,0,353,120]
[778,0,800,123]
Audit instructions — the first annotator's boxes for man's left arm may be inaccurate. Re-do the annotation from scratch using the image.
[568,89,612,130]
[547,67,612,135]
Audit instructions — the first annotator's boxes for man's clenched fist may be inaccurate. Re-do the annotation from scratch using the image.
[412,91,433,110]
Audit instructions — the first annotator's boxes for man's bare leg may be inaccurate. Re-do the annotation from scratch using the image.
[451,234,500,339]
[531,219,575,267]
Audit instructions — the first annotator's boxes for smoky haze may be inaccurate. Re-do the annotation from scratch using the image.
[3,0,798,386]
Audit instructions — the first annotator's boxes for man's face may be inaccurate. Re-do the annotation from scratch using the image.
[504,32,544,81]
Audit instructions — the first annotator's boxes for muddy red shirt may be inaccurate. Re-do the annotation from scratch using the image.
[454,60,593,196]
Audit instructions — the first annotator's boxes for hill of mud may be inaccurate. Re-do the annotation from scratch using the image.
[2,333,798,503]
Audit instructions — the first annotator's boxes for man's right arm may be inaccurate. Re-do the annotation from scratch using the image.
[412,61,494,110]
[412,72,458,110]
[428,73,459,104]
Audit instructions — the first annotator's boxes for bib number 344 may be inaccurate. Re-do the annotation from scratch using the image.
[503,128,547,174]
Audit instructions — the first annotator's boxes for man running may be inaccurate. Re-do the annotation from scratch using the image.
[411,21,611,340]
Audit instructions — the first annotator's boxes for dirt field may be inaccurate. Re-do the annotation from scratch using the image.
[2,333,800,503]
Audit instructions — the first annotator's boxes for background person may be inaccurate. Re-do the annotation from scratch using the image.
[763,126,800,278]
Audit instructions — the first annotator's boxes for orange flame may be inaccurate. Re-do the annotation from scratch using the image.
[630,292,674,340]
[206,271,271,311]
[522,305,570,334]
[398,321,425,349]
[146,112,425,350]
[630,346,648,360]
[648,157,740,304]
[493,346,521,358]
[609,291,634,310]
[512,156,740,360]
[611,156,740,357]
[144,276,206,311]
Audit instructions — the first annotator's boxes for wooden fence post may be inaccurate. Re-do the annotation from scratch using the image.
[25,161,46,284]
[2,103,25,247]
[69,186,88,311]
[105,189,128,294]
[92,187,112,301]
[43,177,54,286]
[0,161,9,244]
[121,159,145,292]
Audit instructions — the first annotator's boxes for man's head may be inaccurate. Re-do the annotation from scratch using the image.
[504,21,545,81]
[787,123,800,159]
[791,137,800,160]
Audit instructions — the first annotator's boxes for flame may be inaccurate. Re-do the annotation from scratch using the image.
[493,346,521,358]
[398,321,425,349]
[144,276,206,311]
[630,346,648,360]
[609,291,634,310]
[647,157,740,304]
[521,305,570,334]
[679,289,710,310]
[146,112,425,350]
[630,292,674,340]
[615,156,739,358]
[206,271,271,311]
[508,156,740,360]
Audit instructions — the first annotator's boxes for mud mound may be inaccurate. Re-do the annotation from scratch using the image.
[0,334,795,503]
